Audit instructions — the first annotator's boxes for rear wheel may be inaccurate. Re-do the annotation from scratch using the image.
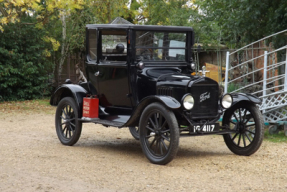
[222,103,264,156]
[129,126,139,140]
[55,97,82,146]
[139,103,179,165]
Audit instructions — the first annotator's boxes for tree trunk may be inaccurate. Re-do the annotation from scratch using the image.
[58,13,66,81]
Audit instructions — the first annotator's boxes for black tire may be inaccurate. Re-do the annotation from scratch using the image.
[129,127,139,140]
[222,102,264,156]
[55,97,82,146]
[139,102,179,165]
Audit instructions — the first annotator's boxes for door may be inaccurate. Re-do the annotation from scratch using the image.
[87,29,132,112]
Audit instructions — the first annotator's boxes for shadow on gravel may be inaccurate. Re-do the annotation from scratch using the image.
[72,137,231,161]
[74,139,143,155]
[176,148,231,159]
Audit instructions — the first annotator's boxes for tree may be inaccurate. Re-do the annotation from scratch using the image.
[0,17,53,101]
[0,0,84,31]
[87,0,129,23]
[200,0,287,48]
[45,5,96,86]
[137,0,197,26]
[0,0,89,100]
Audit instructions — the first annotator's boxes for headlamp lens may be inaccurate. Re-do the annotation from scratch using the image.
[222,94,232,109]
[183,95,194,110]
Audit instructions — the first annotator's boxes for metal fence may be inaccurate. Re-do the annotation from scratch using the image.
[224,29,287,123]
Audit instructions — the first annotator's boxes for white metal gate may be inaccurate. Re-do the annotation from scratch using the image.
[224,29,287,124]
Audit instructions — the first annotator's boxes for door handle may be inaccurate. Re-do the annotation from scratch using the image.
[94,71,100,76]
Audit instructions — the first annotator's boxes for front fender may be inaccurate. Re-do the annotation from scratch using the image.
[124,95,181,127]
[230,93,262,106]
[50,84,88,116]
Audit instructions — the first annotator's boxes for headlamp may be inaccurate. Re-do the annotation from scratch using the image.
[221,94,233,109]
[182,94,194,110]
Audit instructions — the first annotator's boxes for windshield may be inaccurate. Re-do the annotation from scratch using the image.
[135,31,186,61]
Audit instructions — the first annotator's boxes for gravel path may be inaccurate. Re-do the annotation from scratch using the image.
[1,109,287,192]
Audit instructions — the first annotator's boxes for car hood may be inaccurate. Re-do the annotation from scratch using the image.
[157,73,201,88]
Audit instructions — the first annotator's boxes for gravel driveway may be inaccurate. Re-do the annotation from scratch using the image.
[0,104,287,192]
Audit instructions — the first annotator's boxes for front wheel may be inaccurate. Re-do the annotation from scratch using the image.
[139,103,179,165]
[222,103,264,156]
[55,97,82,146]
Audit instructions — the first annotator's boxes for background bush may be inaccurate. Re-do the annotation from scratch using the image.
[0,17,53,101]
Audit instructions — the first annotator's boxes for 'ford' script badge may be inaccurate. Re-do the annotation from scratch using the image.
[200,92,210,102]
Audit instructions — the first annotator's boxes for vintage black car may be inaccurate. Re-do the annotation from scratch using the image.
[50,24,264,165]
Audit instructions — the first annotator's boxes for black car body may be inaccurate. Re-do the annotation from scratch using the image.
[50,24,264,165]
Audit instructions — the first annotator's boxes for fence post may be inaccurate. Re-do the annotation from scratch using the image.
[263,51,268,114]
[285,48,287,91]
[263,51,268,97]
[224,51,229,93]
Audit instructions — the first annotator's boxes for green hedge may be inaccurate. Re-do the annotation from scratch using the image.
[0,18,53,101]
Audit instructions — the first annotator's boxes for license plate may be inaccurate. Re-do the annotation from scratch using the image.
[191,123,219,133]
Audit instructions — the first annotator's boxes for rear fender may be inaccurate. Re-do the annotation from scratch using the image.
[50,84,88,117]
[125,96,181,127]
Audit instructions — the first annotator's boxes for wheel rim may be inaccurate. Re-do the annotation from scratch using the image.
[143,111,171,157]
[59,104,76,140]
[228,107,256,148]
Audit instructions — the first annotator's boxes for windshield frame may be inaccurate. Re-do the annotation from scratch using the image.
[133,30,191,65]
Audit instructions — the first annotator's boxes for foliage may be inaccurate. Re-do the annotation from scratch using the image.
[0,17,53,101]
[135,0,219,49]
[137,0,197,26]
[86,0,129,24]
[200,0,287,48]
[0,0,84,32]
[227,82,240,93]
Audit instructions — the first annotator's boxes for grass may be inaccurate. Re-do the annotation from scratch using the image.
[34,98,51,106]
[264,129,287,143]
[0,98,55,115]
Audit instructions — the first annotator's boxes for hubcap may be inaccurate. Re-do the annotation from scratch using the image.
[238,123,246,134]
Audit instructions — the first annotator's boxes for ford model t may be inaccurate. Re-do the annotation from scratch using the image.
[50,24,264,165]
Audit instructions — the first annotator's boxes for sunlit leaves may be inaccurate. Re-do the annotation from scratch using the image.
[86,0,128,23]
[43,36,60,51]
[0,0,84,29]
[138,0,196,26]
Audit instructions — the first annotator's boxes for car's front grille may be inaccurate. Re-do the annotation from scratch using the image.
[157,87,173,96]
[190,83,218,117]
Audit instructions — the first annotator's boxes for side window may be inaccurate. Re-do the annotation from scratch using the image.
[135,31,186,61]
[101,30,127,62]
[88,29,97,60]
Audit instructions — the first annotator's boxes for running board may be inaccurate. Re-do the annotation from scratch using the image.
[80,117,125,128]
